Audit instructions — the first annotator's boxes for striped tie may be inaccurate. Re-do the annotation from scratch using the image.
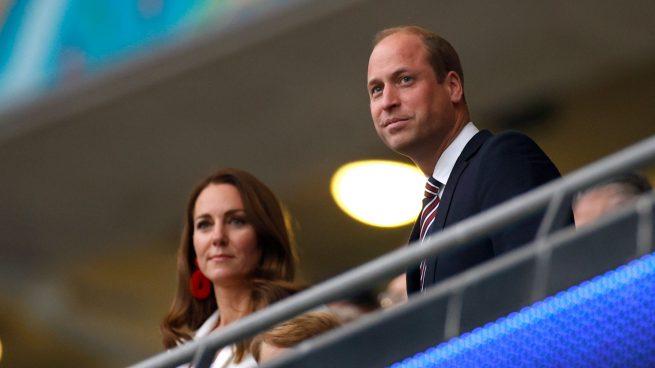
[419,176,442,291]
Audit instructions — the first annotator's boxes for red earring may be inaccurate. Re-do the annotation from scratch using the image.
[190,259,211,300]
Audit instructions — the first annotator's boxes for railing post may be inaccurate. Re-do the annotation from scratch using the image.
[444,287,464,340]
[636,193,654,257]
[190,342,216,368]
[536,190,570,239]
[531,191,568,302]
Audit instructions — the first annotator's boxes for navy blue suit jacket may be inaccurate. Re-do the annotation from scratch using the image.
[407,130,567,294]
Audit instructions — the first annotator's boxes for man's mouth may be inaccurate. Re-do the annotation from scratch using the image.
[382,117,409,128]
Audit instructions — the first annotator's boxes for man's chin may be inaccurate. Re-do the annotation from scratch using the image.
[383,137,413,155]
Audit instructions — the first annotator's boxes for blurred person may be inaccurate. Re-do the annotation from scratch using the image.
[378,273,407,308]
[327,289,380,323]
[366,26,569,295]
[574,173,652,227]
[161,168,302,367]
[250,311,342,364]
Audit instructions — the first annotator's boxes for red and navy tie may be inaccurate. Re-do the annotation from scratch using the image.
[419,176,442,291]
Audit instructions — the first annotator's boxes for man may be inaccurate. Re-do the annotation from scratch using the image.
[574,173,651,227]
[367,26,567,294]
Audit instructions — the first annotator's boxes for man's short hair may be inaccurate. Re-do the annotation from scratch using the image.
[373,25,464,85]
[251,311,342,362]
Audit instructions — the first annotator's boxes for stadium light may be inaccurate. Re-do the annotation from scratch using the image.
[331,160,424,227]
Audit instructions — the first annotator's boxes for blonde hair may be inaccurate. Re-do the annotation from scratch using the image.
[251,311,342,362]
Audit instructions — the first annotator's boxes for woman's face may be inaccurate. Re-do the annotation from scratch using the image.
[192,183,261,287]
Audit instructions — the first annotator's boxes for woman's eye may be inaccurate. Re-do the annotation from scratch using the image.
[196,220,211,230]
[228,216,247,226]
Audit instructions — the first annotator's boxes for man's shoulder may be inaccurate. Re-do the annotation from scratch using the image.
[460,129,538,150]
[458,129,539,162]
[479,130,546,157]
[485,130,537,145]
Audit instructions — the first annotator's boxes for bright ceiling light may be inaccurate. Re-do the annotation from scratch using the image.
[331,160,425,227]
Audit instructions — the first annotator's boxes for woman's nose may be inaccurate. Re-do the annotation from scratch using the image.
[210,224,228,246]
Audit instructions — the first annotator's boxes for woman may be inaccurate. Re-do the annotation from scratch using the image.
[161,168,301,367]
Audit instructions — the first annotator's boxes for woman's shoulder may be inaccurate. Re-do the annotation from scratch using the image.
[214,346,257,368]
[193,310,220,340]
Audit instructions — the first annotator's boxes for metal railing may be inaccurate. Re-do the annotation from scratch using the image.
[130,134,655,368]
[264,191,655,368]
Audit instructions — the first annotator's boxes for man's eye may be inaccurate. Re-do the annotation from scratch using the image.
[400,75,413,83]
[370,85,382,95]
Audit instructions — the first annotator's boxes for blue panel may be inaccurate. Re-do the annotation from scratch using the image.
[0,0,290,108]
[390,253,655,367]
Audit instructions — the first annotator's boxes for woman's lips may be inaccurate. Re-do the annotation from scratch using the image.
[208,254,234,261]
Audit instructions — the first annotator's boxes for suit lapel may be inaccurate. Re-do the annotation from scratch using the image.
[423,130,492,285]
[406,218,422,293]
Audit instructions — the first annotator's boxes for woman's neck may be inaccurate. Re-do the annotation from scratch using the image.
[214,283,252,329]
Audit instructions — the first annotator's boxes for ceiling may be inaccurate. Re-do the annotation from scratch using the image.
[0,0,654,366]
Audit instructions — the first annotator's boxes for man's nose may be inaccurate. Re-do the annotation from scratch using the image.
[381,87,400,110]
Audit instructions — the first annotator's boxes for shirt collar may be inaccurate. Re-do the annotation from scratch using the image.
[432,122,479,188]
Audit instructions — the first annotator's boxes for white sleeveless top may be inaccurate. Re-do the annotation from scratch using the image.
[181,311,257,368]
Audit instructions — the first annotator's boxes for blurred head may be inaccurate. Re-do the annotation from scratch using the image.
[251,311,342,363]
[327,290,380,323]
[379,273,407,308]
[162,168,298,348]
[574,173,652,227]
[367,26,468,173]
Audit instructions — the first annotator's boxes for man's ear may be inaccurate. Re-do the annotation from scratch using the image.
[445,71,464,104]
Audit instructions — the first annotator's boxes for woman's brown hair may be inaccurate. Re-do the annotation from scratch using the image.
[161,168,300,362]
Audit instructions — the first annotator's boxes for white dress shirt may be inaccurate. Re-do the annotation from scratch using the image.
[431,122,479,196]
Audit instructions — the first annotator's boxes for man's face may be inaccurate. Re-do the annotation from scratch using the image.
[367,32,458,159]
